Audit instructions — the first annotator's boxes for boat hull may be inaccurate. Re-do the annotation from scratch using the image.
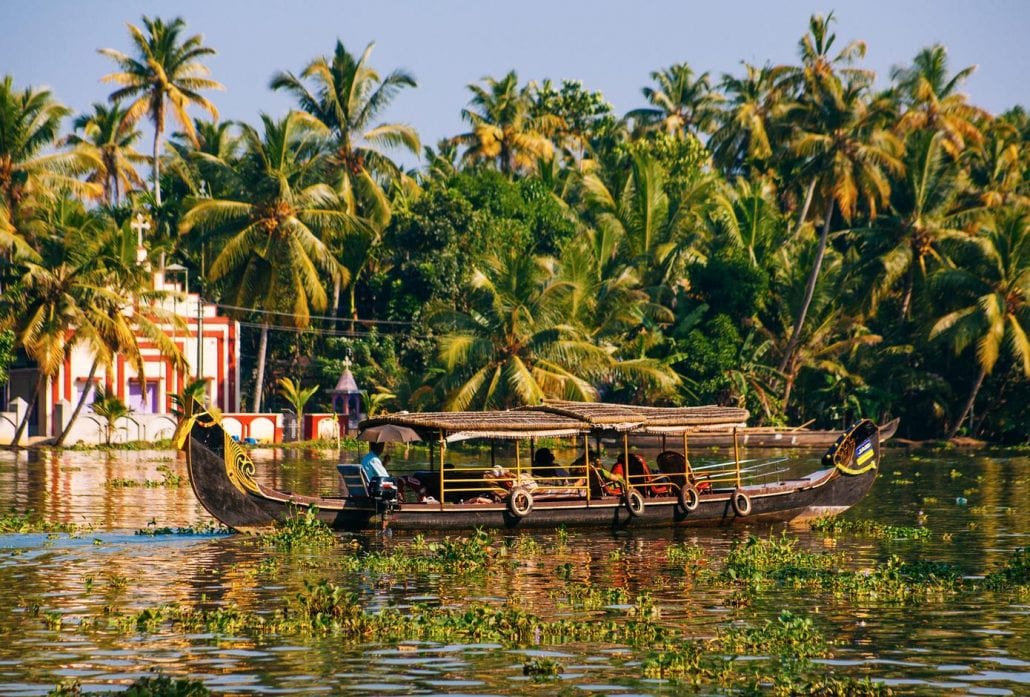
[187,415,880,533]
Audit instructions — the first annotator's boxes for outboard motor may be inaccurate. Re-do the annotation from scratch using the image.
[369,476,399,505]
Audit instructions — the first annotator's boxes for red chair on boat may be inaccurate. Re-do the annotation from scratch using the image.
[655,451,711,492]
[607,453,671,497]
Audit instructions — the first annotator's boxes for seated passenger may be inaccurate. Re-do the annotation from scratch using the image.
[533,448,570,483]
[611,453,669,497]
[483,466,538,500]
[360,442,397,501]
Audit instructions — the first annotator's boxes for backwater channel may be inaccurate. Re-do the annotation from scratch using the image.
[0,443,1026,695]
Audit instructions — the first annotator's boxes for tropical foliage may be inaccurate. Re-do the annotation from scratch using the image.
[3,12,1029,443]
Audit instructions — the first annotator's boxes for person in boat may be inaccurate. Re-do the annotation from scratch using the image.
[533,448,570,483]
[608,452,670,497]
[360,442,398,501]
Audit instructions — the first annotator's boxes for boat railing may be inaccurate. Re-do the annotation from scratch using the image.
[435,464,591,503]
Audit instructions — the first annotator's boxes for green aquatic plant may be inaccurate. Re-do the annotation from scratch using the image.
[0,512,78,534]
[135,520,230,536]
[666,542,707,565]
[48,674,211,696]
[554,581,631,610]
[981,547,1029,591]
[810,518,932,540]
[259,506,337,549]
[509,533,541,556]
[723,533,844,585]
[763,674,895,696]
[420,528,497,570]
[719,610,830,665]
[641,643,714,682]
[107,466,186,489]
[523,657,563,680]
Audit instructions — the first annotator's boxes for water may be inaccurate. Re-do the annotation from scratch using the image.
[0,445,1026,695]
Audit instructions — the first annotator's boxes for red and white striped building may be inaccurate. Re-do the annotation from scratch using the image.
[5,266,241,444]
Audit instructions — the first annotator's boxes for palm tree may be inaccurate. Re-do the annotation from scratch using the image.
[429,251,602,410]
[778,79,903,375]
[858,130,968,319]
[779,11,872,230]
[180,111,358,412]
[708,177,789,269]
[99,15,222,206]
[52,208,185,447]
[626,63,722,138]
[271,41,418,327]
[166,117,240,198]
[929,209,1030,439]
[892,44,988,158]
[785,12,870,105]
[271,40,419,226]
[277,377,319,440]
[963,117,1029,213]
[710,63,794,176]
[430,249,677,410]
[66,102,147,205]
[0,76,99,247]
[578,152,709,300]
[452,71,556,176]
[90,386,131,446]
[557,230,681,403]
[0,198,184,447]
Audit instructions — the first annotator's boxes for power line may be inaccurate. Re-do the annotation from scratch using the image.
[203,298,415,326]
[234,319,434,341]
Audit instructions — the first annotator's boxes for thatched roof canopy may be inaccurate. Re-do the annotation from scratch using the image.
[359,400,749,440]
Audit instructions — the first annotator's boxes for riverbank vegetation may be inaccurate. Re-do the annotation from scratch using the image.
[1,13,1028,441]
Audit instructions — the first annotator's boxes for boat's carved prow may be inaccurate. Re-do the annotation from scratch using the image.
[224,433,261,494]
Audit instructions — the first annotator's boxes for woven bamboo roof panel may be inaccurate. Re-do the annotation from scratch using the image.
[359,410,587,434]
[360,400,750,437]
[534,400,750,427]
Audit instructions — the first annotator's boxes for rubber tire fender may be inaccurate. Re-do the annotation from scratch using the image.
[731,489,752,517]
[624,489,645,517]
[678,484,700,512]
[507,486,534,518]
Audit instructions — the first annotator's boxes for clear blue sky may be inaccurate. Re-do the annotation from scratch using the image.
[5,0,1029,165]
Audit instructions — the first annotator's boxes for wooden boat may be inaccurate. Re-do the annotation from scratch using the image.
[183,401,883,533]
[633,417,900,449]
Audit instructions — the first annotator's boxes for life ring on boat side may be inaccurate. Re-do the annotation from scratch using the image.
[508,486,534,518]
[624,489,645,517]
[731,490,752,517]
[678,484,700,512]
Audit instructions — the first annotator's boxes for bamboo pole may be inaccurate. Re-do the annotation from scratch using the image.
[623,431,630,493]
[439,430,445,511]
[733,427,741,488]
[584,433,591,505]
[682,431,690,483]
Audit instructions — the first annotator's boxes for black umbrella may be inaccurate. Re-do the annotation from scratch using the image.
[357,424,422,443]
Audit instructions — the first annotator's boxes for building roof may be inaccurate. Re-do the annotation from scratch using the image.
[333,368,360,394]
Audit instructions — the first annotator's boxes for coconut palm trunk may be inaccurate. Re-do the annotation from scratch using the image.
[11,375,47,448]
[947,365,987,440]
[54,358,99,447]
[796,178,817,233]
[252,322,269,412]
[152,120,162,206]
[779,199,834,375]
[331,277,342,331]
